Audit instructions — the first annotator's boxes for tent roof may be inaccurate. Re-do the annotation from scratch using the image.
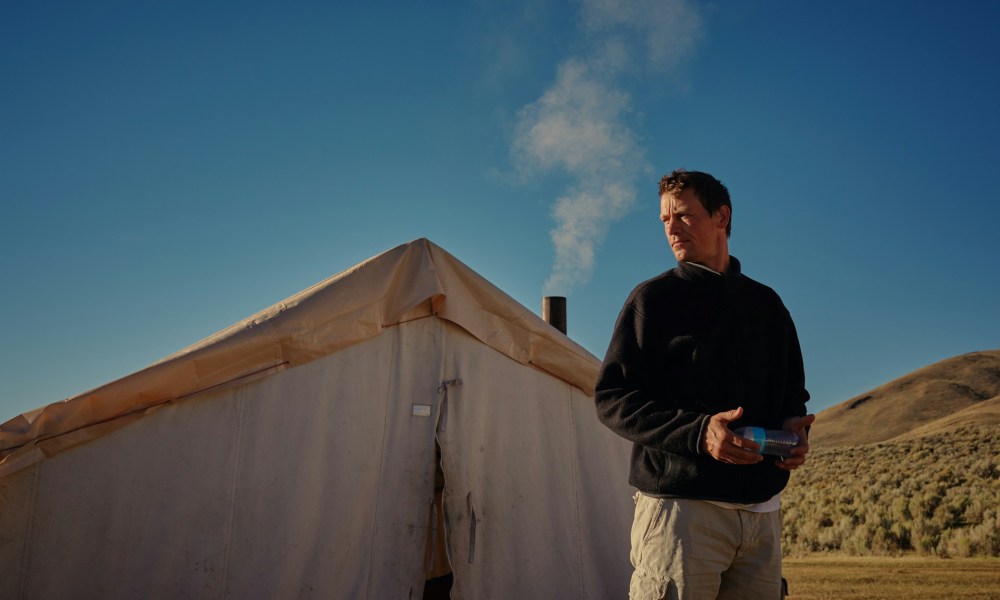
[0,238,599,477]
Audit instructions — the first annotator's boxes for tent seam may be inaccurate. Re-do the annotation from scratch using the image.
[15,465,40,600]
[568,390,586,599]
[434,325,456,586]
[218,386,247,599]
[364,324,397,598]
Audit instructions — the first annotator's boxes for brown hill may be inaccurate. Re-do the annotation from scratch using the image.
[810,349,1000,448]
[894,395,1000,441]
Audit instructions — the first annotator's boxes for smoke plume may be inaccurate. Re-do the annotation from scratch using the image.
[511,0,702,295]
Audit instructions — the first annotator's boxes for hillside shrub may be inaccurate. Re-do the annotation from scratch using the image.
[782,424,1000,557]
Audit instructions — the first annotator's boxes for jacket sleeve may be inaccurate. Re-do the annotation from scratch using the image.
[782,308,810,419]
[594,297,710,456]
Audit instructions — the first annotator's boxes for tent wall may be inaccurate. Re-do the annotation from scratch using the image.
[0,317,633,599]
[436,324,632,599]
[0,319,443,599]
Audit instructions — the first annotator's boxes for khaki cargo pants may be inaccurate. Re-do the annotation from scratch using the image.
[629,493,782,600]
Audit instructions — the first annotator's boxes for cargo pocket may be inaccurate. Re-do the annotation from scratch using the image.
[629,494,670,600]
[630,493,668,566]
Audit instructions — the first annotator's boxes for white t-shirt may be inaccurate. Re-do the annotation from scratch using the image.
[704,494,781,513]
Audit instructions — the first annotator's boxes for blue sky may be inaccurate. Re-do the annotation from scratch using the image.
[2,0,999,422]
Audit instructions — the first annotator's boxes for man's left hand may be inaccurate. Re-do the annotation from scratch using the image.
[774,414,815,471]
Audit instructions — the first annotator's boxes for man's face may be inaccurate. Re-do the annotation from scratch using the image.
[660,188,730,267]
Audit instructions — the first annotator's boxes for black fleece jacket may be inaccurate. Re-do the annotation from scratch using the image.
[595,257,809,504]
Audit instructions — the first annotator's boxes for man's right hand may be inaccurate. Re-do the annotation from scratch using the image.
[701,407,763,465]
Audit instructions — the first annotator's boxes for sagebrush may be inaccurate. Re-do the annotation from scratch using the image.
[782,424,1000,557]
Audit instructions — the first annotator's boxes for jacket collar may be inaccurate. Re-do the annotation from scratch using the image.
[676,256,742,281]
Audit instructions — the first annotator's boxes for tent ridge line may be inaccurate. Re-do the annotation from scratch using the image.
[175,361,291,403]
[523,357,596,396]
[382,311,438,329]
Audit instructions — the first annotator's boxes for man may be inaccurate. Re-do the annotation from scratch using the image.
[595,169,814,599]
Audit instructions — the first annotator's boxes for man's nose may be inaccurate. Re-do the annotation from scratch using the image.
[665,216,680,234]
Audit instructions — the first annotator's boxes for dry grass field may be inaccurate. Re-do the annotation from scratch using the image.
[782,556,1000,599]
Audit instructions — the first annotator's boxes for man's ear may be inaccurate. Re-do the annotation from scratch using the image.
[716,205,731,230]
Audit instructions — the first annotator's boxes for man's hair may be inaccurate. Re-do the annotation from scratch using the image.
[659,169,732,238]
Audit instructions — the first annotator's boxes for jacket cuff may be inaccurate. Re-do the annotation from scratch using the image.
[693,414,710,455]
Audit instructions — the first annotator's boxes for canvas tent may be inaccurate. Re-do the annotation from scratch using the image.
[0,238,633,599]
